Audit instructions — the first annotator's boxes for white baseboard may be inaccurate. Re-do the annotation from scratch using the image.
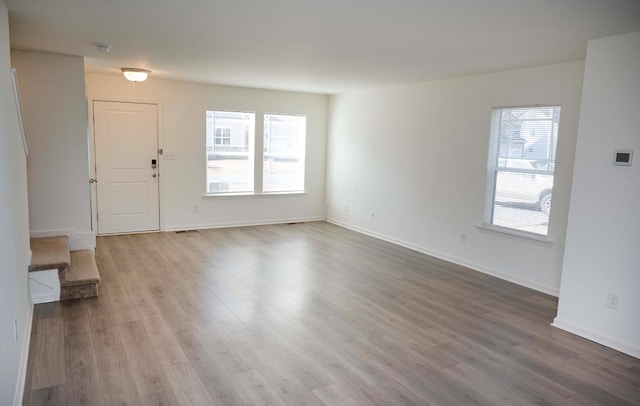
[326,218,560,297]
[14,301,34,406]
[163,216,325,232]
[30,229,95,252]
[552,317,640,359]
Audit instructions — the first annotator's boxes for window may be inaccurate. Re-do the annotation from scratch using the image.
[215,128,231,145]
[485,106,561,236]
[263,114,306,193]
[205,111,255,193]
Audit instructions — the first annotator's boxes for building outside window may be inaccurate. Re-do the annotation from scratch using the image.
[205,111,255,193]
[214,127,231,146]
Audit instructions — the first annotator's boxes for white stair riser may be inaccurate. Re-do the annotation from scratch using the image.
[28,269,60,304]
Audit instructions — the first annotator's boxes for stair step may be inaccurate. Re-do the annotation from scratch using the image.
[29,236,71,272]
[63,250,101,287]
[60,250,101,300]
[29,236,102,301]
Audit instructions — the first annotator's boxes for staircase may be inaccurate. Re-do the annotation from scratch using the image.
[28,236,101,302]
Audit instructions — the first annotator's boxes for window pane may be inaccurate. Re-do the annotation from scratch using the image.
[206,111,255,193]
[492,169,554,235]
[263,114,306,192]
[487,106,561,236]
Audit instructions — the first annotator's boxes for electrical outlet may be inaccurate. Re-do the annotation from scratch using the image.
[460,232,467,243]
[344,204,350,213]
[607,292,619,310]
[13,318,18,343]
[194,205,199,213]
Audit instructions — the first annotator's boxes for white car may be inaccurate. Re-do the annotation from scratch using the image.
[494,160,553,216]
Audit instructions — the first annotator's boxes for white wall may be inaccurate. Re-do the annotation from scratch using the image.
[11,50,93,250]
[85,73,328,231]
[0,1,33,404]
[327,61,585,295]
[554,32,640,358]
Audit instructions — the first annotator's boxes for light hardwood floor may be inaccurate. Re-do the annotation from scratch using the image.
[23,222,640,405]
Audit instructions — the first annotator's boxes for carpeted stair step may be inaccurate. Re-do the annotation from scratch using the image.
[29,236,101,301]
[29,236,70,273]
[60,250,101,300]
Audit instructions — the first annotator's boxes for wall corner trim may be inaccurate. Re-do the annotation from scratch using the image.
[13,301,34,406]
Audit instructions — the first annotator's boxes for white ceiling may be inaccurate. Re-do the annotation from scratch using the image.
[6,0,640,94]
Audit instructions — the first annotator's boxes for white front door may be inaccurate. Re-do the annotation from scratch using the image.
[94,101,159,234]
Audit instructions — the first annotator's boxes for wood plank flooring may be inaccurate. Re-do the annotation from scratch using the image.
[23,222,640,405]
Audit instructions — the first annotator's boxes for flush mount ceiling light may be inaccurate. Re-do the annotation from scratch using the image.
[121,68,151,82]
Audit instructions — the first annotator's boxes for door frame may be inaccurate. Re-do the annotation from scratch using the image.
[88,98,164,236]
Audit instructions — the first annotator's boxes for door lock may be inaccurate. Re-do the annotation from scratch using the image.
[152,173,157,178]
[89,178,98,184]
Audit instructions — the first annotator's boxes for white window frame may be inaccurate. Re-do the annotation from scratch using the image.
[482,105,561,240]
[262,113,307,194]
[204,110,307,197]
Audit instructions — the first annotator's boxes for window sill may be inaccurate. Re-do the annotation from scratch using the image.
[202,191,306,198]
[475,223,554,244]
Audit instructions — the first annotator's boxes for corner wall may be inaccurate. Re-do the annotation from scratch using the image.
[85,73,328,231]
[11,50,93,250]
[327,61,585,295]
[554,31,640,358]
[0,1,33,404]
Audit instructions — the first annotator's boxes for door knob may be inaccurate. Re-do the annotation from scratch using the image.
[152,173,157,178]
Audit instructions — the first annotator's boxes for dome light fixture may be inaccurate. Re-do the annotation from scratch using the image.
[121,68,151,82]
